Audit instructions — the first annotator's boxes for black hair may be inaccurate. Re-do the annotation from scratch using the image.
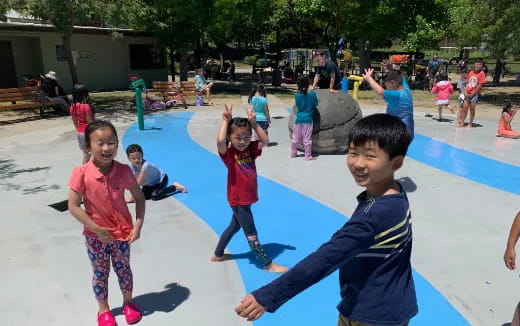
[438,72,448,81]
[459,67,468,74]
[227,117,252,139]
[126,144,143,156]
[248,84,267,103]
[297,75,310,94]
[475,58,484,64]
[72,84,89,104]
[85,120,118,148]
[503,101,513,113]
[384,70,403,86]
[347,114,412,159]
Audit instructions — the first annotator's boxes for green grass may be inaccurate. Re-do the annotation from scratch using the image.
[90,91,134,106]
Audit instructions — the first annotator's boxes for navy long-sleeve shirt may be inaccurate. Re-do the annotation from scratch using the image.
[252,188,418,325]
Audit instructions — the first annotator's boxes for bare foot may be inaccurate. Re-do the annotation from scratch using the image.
[264,262,288,273]
[173,182,188,193]
[465,123,473,128]
[210,254,232,262]
[290,154,296,158]
[305,156,317,161]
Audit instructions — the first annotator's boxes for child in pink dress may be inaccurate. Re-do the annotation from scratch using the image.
[70,84,95,163]
[497,102,520,138]
[68,120,145,326]
[431,73,454,121]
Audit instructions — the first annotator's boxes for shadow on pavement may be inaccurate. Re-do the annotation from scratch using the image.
[397,176,418,193]
[231,242,296,269]
[112,282,190,317]
[0,158,60,194]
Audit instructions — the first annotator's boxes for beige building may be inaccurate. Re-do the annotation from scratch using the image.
[0,13,167,91]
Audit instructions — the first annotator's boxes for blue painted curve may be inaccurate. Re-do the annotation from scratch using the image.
[122,112,468,325]
[408,134,520,195]
[285,107,520,194]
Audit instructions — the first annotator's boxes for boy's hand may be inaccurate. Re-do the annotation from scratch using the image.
[235,294,266,321]
[223,104,233,121]
[362,68,374,80]
[126,226,142,244]
[504,247,516,270]
[95,226,115,243]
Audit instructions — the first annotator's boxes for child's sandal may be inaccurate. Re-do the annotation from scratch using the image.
[98,311,117,326]
[123,302,142,324]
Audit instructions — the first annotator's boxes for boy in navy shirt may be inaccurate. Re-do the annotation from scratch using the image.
[235,114,417,326]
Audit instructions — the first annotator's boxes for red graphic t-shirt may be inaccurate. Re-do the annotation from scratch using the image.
[219,141,262,206]
[465,71,486,95]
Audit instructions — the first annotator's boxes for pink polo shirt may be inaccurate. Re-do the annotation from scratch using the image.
[69,160,137,240]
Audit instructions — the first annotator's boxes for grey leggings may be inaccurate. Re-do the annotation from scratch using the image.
[214,205,272,267]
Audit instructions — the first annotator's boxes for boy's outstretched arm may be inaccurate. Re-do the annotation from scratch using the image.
[504,210,520,270]
[236,294,265,321]
[362,68,384,98]
[235,217,377,321]
[217,104,232,155]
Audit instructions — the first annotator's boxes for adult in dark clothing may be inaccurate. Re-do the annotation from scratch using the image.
[310,51,342,93]
[493,59,502,84]
[426,53,444,90]
[41,71,70,112]
[481,62,489,77]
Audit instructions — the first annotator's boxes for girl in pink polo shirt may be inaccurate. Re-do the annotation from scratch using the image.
[69,84,95,164]
[210,104,287,273]
[68,120,145,326]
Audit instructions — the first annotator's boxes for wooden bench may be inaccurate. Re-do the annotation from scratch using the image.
[152,81,200,100]
[0,87,61,115]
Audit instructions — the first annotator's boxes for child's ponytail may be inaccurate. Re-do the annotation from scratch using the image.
[297,75,310,95]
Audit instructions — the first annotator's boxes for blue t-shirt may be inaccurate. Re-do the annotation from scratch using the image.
[252,186,418,324]
[129,160,165,186]
[294,91,318,124]
[427,58,444,75]
[194,75,206,91]
[457,77,466,94]
[384,78,414,135]
[251,96,268,122]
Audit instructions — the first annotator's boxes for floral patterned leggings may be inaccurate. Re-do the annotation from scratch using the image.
[85,235,133,301]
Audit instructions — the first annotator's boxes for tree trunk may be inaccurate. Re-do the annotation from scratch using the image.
[219,51,224,73]
[357,38,373,73]
[62,32,79,85]
[179,49,188,81]
[169,45,176,81]
[327,37,339,63]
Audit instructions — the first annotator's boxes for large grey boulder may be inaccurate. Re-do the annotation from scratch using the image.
[288,89,363,154]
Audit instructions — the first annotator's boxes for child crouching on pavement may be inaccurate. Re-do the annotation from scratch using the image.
[126,144,187,202]
[235,113,417,326]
